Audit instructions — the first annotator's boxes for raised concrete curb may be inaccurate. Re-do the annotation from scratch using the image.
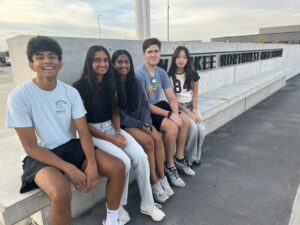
[289,184,300,225]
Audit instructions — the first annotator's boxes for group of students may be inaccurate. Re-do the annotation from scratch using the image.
[6,36,205,225]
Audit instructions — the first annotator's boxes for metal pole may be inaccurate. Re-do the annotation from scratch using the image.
[167,0,170,41]
[98,14,102,38]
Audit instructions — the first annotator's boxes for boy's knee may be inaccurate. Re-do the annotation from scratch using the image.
[48,182,71,203]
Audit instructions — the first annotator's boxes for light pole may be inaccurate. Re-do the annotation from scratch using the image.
[167,0,170,41]
[98,14,102,39]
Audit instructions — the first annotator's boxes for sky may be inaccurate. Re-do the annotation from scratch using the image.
[1,0,300,50]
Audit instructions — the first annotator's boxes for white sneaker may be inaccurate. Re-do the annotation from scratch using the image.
[119,206,130,224]
[152,181,169,202]
[140,202,166,221]
[102,219,124,225]
[159,176,174,197]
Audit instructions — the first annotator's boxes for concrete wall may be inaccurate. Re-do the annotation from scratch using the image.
[7,35,300,92]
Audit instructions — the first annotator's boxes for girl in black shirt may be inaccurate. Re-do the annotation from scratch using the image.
[73,45,165,223]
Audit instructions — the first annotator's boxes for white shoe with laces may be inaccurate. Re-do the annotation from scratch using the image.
[159,176,174,197]
[102,219,124,225]
[152,181,169,202]
[140,202,166,221]
[118,206,130,224]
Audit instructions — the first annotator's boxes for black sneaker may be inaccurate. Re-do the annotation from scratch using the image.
[174,157,196,176]
[165,165,185,187]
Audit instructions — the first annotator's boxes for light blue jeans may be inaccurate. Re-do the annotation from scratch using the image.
[90,120,154,205]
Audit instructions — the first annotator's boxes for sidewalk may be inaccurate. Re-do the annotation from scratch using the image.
[0,67,15,138]
[74,74,300,225]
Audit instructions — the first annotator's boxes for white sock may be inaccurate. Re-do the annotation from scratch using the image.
[106,207,119,225]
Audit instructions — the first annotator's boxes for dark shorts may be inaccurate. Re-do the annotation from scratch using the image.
[20,139,86,193]
[180,101,193,111]
[151,100,172,131]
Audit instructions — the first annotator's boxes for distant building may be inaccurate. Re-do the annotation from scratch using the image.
[211,24,300,44]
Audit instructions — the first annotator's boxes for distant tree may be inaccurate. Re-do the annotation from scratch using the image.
[0,51,9,57]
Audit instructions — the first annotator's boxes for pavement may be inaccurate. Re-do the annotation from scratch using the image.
[0,66,15,138]
[74,74,300,225]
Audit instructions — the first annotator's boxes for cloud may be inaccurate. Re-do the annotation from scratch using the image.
[0,0,93,25]
[149,0,300,41]
[1,0,300,49]
[0,0,137,48]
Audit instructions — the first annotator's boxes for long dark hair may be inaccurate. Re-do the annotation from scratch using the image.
[112,49,138,111]
[168,46,197,91]
[81,45,118,112]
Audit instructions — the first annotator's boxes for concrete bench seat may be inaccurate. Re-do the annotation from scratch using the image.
[0,65,298,225]
[0,134,133,225]
[0,135,135,225]
[199,66,294,135]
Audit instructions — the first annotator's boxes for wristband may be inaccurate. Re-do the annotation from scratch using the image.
[167,111,172,118]
[115,131,121,135]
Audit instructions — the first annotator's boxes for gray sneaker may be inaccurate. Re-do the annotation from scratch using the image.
[165,166,185,188]
[174,157,196,176]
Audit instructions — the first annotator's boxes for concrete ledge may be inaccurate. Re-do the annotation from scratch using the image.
[289,184,300,225]
[1,66,299,225]
[200,66,296,135]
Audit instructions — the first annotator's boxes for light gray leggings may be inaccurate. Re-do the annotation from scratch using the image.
[185,118,205,163]
[90,120,154,206]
